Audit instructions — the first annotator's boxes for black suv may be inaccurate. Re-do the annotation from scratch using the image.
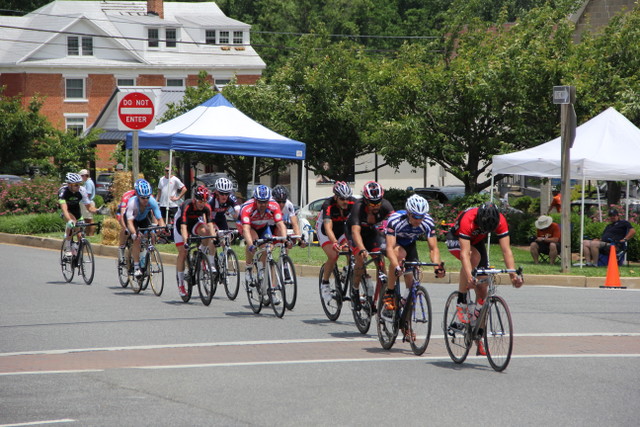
[95,172,114,202]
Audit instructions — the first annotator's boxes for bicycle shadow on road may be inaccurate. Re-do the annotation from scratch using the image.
[45,280,86,286]
[362,345,415,356]
[430,359,496,372]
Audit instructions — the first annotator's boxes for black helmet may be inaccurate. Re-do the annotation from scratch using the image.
[475,202,500,233]
[272,185,288,203]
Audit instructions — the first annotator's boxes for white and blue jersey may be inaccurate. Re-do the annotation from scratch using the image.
[125,195,162,222]
[385,210,436,246]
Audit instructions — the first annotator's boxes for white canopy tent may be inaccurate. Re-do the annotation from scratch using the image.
[492,107,640,266]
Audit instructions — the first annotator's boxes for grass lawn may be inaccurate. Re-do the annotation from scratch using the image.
[36,232,637,277]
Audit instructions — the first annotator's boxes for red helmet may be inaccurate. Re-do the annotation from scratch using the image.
[194,185,210,201]
[362,181,384,203]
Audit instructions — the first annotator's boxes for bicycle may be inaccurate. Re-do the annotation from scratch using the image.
[181,235,218,305]
[215,229,241,300]
[244,236,286,318]
[376,260,442,355]
[276,234,300,311]
[120,225,167,296]
[443,267,522,372]
[60,221,101,285]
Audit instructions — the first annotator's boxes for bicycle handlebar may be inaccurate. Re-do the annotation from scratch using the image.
[187,235,217,244]
[403,261,444,268]
[472,267,523,277]
[73,221,102,234]
[254,236,288,246]
[138,225,169,233]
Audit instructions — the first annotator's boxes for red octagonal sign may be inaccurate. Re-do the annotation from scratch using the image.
[118,92,155,130]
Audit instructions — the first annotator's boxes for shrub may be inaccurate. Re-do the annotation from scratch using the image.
[385,188,412,211]
[93,194,104,207]
[0,177,61,215]
[511,196,533,213]
[0,213,64,234]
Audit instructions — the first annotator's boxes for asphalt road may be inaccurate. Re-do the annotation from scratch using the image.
[1,243,639,426]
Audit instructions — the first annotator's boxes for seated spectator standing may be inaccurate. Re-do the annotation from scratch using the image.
[530,215,561,264]
[582,208,635,267]
[547,187,561,214]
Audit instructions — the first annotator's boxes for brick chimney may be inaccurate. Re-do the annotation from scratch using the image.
[147,0,164,19]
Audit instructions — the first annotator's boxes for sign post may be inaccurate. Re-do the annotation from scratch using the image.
[117,91,156,186]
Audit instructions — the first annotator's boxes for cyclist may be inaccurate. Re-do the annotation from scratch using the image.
[272,185,306,246]
[59,172,98,257]
[385,194,445,319]
[317,181,356,303]
[445,202,523,355]
[208,177,240,231]
[116,187,136,263]
[174,185,217,297]
[125,179,166,278]
[239,185,288,305]
[346,181,394,307]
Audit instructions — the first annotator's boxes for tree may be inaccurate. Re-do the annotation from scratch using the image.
[29,128,98,181]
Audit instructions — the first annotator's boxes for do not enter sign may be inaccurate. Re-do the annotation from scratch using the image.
[117,92,156,130]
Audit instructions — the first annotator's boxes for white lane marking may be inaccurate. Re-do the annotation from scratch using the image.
[0,369,103,377]
[0,333,638,357]
[0,419,75,426]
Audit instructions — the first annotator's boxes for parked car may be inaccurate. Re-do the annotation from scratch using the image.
[95,172,114,202]
[0,175,25,185]
[195,173,239,194]
[413,186,468,204]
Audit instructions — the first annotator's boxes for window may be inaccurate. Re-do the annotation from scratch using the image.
[233,31,243,44]
[148,28,159,47]
[219,31,229,45]
[205,30,216,45]
[166,78,184,87]
[117,78,135,86]
[82,37,93,55]
[67,36,79,55]
[65,78,84,99]
[166,28,177,47]
[66,117,85,136]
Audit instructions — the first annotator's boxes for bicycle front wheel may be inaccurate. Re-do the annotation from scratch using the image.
[352,275,372,334]
[79,240,95,285]
[484,295,514,372]
[319,264,342,321]
[443,291,471,364]
[268,260,286,318]
[376,282,399,349]
[148,249,164,296]
[245,268,262,314]
[196,253,215,306]
[222,249,240,300]
[117,244,130,288]
[60,240,74,283]
[408,285,432,356]
[280,255,297,311]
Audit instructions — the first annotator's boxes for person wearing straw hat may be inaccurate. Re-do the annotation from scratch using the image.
[78,169,96,236]
[530,215,560,264]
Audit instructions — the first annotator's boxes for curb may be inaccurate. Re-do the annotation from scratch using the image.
[1,232,638,289]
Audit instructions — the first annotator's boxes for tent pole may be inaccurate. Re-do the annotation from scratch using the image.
[252,157,257,187]
[626,181,630,220]
[487,175,495,266]
[165,149,174,224]
[596,182,602,222]
[579,175,586,268]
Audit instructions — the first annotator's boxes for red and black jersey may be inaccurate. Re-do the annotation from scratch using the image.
[346,199,394,238]
[319,196,356,237]
[175,198,213,229]
[449,207,509,245]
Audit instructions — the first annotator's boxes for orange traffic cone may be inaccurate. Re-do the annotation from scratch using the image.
[600,245,626,289]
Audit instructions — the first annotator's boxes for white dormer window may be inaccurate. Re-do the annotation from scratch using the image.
[166,28,177,48]
[205,30,216,45]
[233,31,243,44]
[67,36,93,56]
[219,31,229,45]
[148,28,159,47]
[166,78,184,87]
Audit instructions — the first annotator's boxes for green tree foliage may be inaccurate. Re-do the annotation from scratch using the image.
[29,128,99,181]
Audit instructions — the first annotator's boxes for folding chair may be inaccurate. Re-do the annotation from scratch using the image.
[597,241,628,267]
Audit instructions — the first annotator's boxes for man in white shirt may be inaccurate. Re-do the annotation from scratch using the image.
[79,169,97,236]
[156,166,186,224]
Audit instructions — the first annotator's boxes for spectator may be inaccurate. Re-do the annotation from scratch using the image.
[547,187,561,214]
[530,215,560,264]
[79,169,96,236]
[582,208,635,266]
[157,166,187,224]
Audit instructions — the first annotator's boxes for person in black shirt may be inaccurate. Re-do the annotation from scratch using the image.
[583,208,635,266]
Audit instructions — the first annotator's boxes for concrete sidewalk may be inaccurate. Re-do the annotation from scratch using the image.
[1,232,638,289]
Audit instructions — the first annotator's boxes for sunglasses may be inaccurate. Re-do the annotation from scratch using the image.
[338,197,349,201]
[409,213,425,220]
[139,196,150,200]
[366,200,382,207]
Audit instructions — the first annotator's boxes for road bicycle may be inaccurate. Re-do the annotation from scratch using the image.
[319,249,383,334]
[60,221,101,285]
[443,267,522,372]
[119,225,167,295]
[277,234,300,311]
[376,260,442,355]
[181,235,218,305]
[215,229,241,300]
[244,235,286,318]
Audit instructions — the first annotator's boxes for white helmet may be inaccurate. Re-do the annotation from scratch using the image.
[405,194,429,218]
[65,172,82,184]
[215,177,234,194]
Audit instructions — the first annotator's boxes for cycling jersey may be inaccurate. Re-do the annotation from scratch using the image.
[125,195,162,222]
[239,199,283,230]
[279,199,297,226]
[385,210,436,246]
[448,207,509,245]
[116,190,136,219]
[175,198,213,230]
[346,199,395,239]
[208,192,239,229]
[317,196,356,237]
[58,184,91,219]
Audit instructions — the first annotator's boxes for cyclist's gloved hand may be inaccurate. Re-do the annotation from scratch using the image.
[394,266,404,277]
[434,263,446,278]
[130,233,137,241]
[66,220,75,229]
[285,239,294,249]
[248,244,257,254]
[510,273,524,288]
[332,242,341,253]
[298,239,308,248]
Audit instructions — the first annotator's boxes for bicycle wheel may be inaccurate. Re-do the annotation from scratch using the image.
[268,260,286,318]
[376,282,399,350]
[318,264,342,321]
[60,240,74,283]
[196,252,215,306]
[280,255,297,311]
[140,252,151,291]
[180,255,193,303]
[408,285,432,356]
[148,249,164,296]
[117,244,130,288]
[443,291,471,364]
[222,249,240,300]
[79,240,95,285]
[484,295,514,372]
[245,267,262,314]
[352,274,372,334]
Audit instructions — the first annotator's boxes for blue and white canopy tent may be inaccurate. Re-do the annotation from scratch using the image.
[125,93,307,215]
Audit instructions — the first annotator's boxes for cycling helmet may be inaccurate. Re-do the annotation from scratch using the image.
[253,184,272,202]
[333,181,353,198]
[362,181,384,203]
[134,179,152,197]
[65,172,82,184]
[405,194,429,218]
[272,185,288,203]
[215,177,234,194]
[193,185,210,201]
[475,202,500,233]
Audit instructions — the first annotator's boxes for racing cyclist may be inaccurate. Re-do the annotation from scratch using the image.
[208,177,240,231]
[116,187,136,263]
[272,185,306,246]
[59,172,98,257]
